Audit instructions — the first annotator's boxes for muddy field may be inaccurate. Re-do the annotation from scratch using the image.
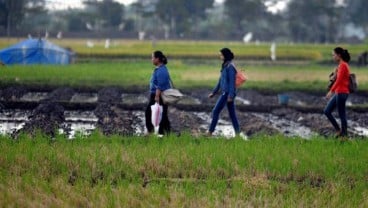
[0,86,367,139]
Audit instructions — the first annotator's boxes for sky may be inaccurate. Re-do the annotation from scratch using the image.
[46,0,288,12]
[46,0,136,10]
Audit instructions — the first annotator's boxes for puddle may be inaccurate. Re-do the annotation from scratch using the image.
[236,97,251,105]
[0,122,26,135]
[253,113,315,139]
[194,112,237,138]
[62,111,98,138]
[178,96,201,105]
[60,122,96,139]
[0,110,29,135]
[70,93,98,103]
[344,120,368,137]
[132,111,146,135]
[122,93,148,104]
[20,92,49,102]
[354,127,368,137]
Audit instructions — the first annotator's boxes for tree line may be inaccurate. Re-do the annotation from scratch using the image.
[0,0,367,43]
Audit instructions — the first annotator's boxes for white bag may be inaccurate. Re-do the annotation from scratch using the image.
[151,102,163,127]
[161,88,184,104]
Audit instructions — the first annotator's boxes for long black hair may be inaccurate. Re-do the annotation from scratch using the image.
[153,50,168,65]
[220,48,234,67]
[334,47,351,63]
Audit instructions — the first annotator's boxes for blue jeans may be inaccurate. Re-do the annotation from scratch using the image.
[209,93,240,134]
[323,93,349,136]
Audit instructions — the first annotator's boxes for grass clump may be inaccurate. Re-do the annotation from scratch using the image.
[0,133,367,207]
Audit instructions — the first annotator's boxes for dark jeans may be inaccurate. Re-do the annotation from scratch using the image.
[209,93,240,134]
[145,93,170,135]
[323,93,349,136]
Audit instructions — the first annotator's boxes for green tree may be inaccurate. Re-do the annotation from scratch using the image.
[155,0,214,38]
[83,0,124,29]
[286,0,341,43]
[0,0,46,36]
[224,0,268,38]
[345,0,368,34]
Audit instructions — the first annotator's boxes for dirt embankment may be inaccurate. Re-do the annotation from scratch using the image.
[1,86,367,138]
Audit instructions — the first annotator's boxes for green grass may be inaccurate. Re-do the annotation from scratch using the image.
[0,133,367,207]
[1,38,367,61]
[1,60,368,92]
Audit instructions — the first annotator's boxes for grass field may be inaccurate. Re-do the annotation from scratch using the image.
[1,38,367,61]
[0,133,367,207]
[1,60,368,92]
[1,39,368,207]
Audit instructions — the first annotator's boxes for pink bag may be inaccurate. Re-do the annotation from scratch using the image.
[151,102,163,127]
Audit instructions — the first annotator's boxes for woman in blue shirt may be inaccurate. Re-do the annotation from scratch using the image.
[208,48,240,136]
[145,51,171,136]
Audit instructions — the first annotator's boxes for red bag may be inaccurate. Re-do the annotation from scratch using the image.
[235,69,247,88]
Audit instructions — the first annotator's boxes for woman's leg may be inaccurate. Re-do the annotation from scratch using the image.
[337,93,349,136]
[227,100,240,134]
[145,94,156,134]
[323,94,340,132]
[209,94,228,133]
[158,97,171,135]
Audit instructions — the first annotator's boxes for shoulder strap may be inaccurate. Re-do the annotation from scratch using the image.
[169,77,175,88]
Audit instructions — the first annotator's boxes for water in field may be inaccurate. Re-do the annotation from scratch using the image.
[121,93,147,104]
[61,111,98,139]
[235,97,251,105]
[194,112,237,138]
[0,91,367,139]
[0,110,28,135]
[253,113,315,139]
[0,108,367,139]
[71,93,98,103]
[20,92,49,102]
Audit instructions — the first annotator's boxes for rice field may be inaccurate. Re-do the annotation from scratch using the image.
[0,133,367,207]
[1,38,368,207]
[1,60,368,92]
[1,38,367,61]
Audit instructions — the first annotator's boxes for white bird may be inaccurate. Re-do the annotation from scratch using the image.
[105,39,110,49]
[86,23,93,30]
[270,42,276,61]
[57,31,63,39]
[243,32,253,43]
[138,31,145,41]
[86,40,94,48]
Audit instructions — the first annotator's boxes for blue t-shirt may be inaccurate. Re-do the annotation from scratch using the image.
[150,65,171,94]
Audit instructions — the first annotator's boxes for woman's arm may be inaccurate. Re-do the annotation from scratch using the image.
[227,65,236,101]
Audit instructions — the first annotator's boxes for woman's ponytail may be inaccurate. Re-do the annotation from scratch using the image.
[153,51,168,64]
[334,47,351,63]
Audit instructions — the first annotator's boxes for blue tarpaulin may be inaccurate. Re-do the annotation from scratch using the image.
[0,39,73,65]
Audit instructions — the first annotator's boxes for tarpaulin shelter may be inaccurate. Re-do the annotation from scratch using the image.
[0,38,74,65]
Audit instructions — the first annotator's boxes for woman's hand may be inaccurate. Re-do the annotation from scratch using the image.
[208,93,214,98]
[326,91,333,100]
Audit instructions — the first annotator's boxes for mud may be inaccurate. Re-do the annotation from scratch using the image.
[0,86,367,139]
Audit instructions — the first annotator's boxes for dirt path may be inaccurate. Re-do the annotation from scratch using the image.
[1,86,367,138]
